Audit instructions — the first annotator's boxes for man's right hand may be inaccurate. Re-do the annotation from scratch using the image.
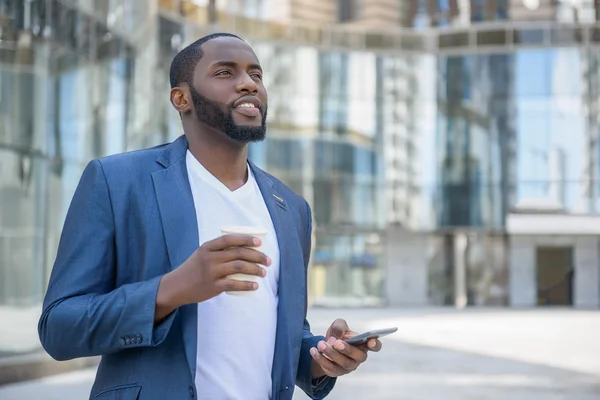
[154,234,270,322]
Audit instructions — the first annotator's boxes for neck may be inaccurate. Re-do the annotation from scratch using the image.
[185,123,249,191]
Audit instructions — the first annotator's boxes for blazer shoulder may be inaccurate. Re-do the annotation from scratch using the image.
[94,142,170,176]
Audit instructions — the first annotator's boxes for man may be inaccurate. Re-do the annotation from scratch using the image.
[38,33,382,400]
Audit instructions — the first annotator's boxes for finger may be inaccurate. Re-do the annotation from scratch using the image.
[310,348,345,377]
[358,338,383,353]
[317,341,360,372]
[332,339,368,363]
[205,234,260,251]
[217,261,266,279]
[367,339,382,352]
[217,246,271,267]
[327,319,350,340]
[340,330,359,341]
[216,278,259,293]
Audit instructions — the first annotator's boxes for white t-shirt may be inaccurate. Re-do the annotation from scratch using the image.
[186,151,280,400]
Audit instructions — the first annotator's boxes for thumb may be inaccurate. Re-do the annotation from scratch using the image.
[327,319,349,340]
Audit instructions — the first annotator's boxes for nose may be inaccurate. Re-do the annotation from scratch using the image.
[236,73,259,95]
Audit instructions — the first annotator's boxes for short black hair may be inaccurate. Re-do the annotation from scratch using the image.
[169,32,244,89]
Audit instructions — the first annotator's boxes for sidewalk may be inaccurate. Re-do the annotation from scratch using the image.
[0,308,599,400]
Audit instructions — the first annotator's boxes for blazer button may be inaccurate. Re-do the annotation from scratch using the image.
[125,337,131,345]
[136,334,143,344]
[188,386,195,398]
[119,337,126,346]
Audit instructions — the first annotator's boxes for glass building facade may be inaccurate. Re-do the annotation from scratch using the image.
[1,0,600,363]
[0,0,136,359]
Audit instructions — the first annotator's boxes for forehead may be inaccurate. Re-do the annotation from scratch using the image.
[196,37,260,70]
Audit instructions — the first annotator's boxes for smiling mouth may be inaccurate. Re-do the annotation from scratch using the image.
[234,102,261,118]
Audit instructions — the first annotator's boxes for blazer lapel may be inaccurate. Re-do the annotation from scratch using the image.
[250,162,306,395]
[151,135,198,380]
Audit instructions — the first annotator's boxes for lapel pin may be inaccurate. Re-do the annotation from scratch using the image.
[273,194,284,203]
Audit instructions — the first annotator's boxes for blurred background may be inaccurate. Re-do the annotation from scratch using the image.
[0,0,600,399]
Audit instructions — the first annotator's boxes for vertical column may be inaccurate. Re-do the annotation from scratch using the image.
[401,0,418,27]
[427,0,437,26]
[574,238,600,308]
[454,232,468,308]
[509,236,537,306]
[385,226,428,306]
[449,0,459,22]
[208,0,217,24]
[304,138,319,305]
[486,0,495,20]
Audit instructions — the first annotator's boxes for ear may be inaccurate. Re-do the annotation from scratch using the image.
[170,86,192,114]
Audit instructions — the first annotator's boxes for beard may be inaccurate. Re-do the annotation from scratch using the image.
[189,86,267,143]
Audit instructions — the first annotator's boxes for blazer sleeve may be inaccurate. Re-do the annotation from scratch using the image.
[295,200,336,399]
[38,160,177,361]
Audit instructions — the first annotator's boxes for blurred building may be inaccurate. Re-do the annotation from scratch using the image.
[2,0,600,383]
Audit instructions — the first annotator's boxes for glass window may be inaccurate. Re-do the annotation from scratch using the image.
[310,231,384,307]
[30,0,49,39]
[319,52,349,134]
[440,55,472,103]
[551,27,584,46]
[515,50,552,97]
[477,30,508,46]
[549,48,583,96]
[548,98,585,186]
[439,32,469,49]
[265,139,303,170]
[313,179,333,226]
[0,1,131,361]
[338,0,359,22]
[513,28,546,46]
[513,93,589,213]
[413,0,431,28]
[436,0,451,26]
[471,0,487,21]
[487,53,513,98]
[515,98,551,185]
[495,0,509,19]
[0,150,48,356]
[0,67,46,154]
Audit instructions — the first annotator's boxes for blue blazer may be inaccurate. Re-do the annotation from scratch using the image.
[38,135,336,400]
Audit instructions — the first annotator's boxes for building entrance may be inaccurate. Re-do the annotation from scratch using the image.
[536,247,574,306]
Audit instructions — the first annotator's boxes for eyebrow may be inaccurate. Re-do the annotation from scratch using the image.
[210,61,263,73]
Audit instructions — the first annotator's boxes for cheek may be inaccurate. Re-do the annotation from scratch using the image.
[200,82,233,103]
[259,91,268,105]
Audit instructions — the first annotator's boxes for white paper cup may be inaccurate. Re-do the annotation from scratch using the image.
[220,226,268,296]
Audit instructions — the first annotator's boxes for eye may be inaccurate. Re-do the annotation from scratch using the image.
[216,70,232,76]
[250,73,262,80]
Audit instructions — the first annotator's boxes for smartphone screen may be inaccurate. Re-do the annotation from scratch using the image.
[344,327,398,346]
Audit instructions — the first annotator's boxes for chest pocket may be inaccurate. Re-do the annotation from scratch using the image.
[94,384,142,400]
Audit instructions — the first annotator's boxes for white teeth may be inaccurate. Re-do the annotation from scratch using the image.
[237,103,256,108]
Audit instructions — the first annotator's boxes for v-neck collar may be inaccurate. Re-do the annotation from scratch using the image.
[186,150,254,198]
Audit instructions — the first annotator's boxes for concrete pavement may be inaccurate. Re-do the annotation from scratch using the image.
[0,308,598,400]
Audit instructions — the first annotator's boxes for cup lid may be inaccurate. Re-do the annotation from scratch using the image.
[220,226,269,235]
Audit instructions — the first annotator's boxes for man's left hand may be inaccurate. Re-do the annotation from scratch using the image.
[310,318,382,378]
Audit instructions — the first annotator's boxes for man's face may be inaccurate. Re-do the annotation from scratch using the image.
[189,37,268,143]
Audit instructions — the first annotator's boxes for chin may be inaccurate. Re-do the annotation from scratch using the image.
[233,120,262,128]
[224,125,266,144]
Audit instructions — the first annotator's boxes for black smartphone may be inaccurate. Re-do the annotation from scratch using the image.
[343,327,398,346]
